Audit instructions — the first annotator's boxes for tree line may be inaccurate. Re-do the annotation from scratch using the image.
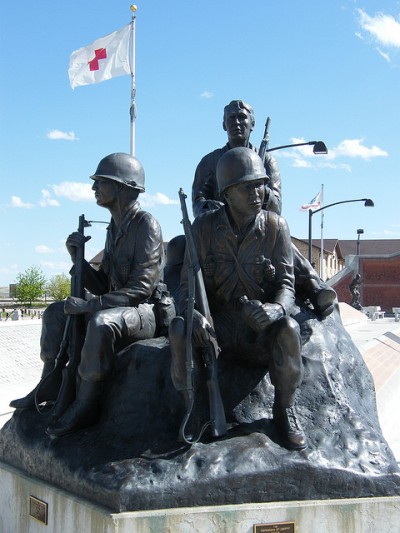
[14,266,70,306]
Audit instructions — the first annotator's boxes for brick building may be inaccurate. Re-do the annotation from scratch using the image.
[294,238,400,313]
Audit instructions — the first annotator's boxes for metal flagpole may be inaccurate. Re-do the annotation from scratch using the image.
[129,5,137,156]
[320,184,324,280]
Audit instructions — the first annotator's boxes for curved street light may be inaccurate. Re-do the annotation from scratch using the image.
[308,198,374,263]
[266,140,328,154]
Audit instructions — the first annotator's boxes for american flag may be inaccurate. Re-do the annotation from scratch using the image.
[299,192,321,211]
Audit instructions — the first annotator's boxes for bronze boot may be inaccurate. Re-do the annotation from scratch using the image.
[46,379,102,437]
[273,403,307,450]
[9,361,55,409]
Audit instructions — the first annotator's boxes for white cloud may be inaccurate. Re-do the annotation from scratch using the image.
[47,129,78,141]
[10,196,34,209]
[358,9,400,48]
[140,192,179,207]
[371,228,400,237]
[292,158,312,168]
[275,138,325,169]
[51,182,94,202]
[319,162,352,173]
[0,264,18,275]
[200,91,213,99]
[377,48,391,62]
[329,139,388,160]
[35,245,54,254]
[39,189,60,207]
[40,260,71,272]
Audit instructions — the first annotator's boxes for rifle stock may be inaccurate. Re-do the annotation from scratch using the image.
[179,189,227,440]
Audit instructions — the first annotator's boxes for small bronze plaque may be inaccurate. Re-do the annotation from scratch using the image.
[254,522,295,533]
[29,495,48,525]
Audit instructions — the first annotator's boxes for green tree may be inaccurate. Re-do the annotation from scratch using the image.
[47,273,70,301]
[16,265,47,306]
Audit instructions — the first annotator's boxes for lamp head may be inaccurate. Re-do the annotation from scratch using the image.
[363,199,374,207]
[312,141,328,154]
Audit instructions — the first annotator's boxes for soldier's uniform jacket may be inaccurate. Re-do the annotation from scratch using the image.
[81,201,164,311]
[192,143,282,218]
[179,206,295,316]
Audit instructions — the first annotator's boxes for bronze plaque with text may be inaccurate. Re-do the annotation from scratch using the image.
[29,495,48,525]
[254,522,295,533]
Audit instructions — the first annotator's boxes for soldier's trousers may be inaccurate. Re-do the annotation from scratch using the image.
[40,300,156,382]
[213,309,303,407]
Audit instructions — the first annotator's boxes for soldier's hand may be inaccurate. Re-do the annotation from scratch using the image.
[260,303,284,327]
[241,298,283,332]
[204,200,224,212]
[66,232,91,263]
[64,296,89,315]
[192,309,216,347]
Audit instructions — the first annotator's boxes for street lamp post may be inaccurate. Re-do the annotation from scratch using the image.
[266,140,328,155]
[357,228,364,256]
[308,199,374,264]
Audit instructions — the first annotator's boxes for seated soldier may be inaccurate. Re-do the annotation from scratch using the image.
[10,153,170,437]
[192,99,336,318]
[170,147,307,450]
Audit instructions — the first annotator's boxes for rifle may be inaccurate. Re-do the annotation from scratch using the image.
[35,214,87,420]
[258,116,271,165]
[178,189,227,442]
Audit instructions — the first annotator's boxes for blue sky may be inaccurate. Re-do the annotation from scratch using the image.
[0,0,399,287]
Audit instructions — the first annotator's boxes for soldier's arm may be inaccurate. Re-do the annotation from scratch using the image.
[192,155,224,218]
[86,215,163,312]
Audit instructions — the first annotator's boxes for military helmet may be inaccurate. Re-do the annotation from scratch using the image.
[90,153,145,192]
[217,147,268,194]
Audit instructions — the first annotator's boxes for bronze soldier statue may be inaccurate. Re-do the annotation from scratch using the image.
[170,147,306,450]
[192,99,336,318]
[349,274,362,310]
[10,153,170,437]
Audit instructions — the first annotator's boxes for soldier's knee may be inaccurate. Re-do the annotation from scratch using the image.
[42,300,64,321]
[274,316,301,350]
[277,315,299,334]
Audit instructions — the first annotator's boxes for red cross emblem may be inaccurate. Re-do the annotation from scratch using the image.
[88,48,107,71]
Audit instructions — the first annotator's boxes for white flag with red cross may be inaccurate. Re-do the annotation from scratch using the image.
[68,23,131,89]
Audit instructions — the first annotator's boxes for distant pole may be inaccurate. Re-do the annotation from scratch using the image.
[308,209,313,264]
[357,228,364,256]
[129,5,137,156]
[320,184,324,279]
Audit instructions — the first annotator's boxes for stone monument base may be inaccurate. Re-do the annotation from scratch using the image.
[1,460,399,533]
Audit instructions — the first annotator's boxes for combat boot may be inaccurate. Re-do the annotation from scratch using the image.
[10,361,56,409]
[273,403,307,450]
[308,285,336,318]
[46,379,102,437]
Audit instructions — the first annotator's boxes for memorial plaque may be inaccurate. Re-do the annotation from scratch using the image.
[254,522,295,533]
[29,496,48,525]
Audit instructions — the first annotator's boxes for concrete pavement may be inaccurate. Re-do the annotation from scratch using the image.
[1,305,399,461]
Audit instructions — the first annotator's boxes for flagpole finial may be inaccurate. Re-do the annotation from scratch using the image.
[130,5,137,12]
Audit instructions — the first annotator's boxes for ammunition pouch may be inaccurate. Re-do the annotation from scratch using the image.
[151,283,176,336]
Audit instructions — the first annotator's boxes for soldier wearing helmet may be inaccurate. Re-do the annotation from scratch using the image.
[190,99,336,318]
[170,147,307,450]
[11,153,171,437]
